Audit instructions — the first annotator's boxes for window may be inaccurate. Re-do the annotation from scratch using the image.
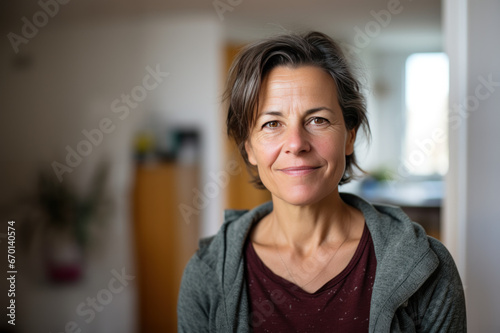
[403,53,449,176]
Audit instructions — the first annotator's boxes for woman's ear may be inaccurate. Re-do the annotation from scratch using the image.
[345,128,357,156]
[245,141,257,166]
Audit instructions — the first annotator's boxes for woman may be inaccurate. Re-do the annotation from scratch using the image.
[178,31,466,332]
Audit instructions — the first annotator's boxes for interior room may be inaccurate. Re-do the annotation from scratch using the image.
[0,0,499,332]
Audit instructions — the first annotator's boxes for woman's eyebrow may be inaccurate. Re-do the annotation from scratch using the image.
[259,111,283,117]
[258,107,334,118]
[304,107,334,115]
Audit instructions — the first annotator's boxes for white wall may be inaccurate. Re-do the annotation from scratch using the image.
[464,1,500,331]
[138,15,224,237]
[445,0,500,331]
[0,14,223,333]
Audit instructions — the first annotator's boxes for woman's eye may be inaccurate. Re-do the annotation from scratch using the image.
[310,117,328,125]
[264,121,280,128]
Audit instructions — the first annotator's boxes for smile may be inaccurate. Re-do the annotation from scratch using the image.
[278,166,320,176]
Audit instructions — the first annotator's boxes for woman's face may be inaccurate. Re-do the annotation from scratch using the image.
[245,65,356,206]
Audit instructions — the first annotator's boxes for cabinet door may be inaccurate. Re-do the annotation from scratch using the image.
[133,163,199,331]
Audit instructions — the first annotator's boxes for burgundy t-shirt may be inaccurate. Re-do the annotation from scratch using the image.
[245,223,377,332]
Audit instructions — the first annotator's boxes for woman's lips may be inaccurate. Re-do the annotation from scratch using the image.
[278,166,320,176]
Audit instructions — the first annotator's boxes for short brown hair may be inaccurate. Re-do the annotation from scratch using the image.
[225,31,370,189]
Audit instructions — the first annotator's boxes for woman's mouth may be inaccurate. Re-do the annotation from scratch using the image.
[278,166,320,176]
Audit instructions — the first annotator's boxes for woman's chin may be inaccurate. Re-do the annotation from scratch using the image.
[273,188,334,207]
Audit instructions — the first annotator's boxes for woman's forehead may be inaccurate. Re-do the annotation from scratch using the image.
[257,66,339,112]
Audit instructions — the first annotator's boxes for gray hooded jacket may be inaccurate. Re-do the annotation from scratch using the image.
[178,193,466,332]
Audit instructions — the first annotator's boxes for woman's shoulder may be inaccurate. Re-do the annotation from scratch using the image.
[344,193,466,330]
[189,201,274,269]
[340,192,452,276]
[426,236,462,281]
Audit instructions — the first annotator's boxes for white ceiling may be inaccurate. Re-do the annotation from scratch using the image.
[1,0,443,53]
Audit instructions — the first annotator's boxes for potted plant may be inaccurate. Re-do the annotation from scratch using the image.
[36,163,109,283]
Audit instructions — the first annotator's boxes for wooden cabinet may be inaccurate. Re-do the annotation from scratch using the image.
[133,163,199,332]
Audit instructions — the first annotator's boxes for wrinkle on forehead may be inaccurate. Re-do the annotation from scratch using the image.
[257,66,338,117]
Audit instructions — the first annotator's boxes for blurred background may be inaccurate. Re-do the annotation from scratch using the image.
[0,0,499,332]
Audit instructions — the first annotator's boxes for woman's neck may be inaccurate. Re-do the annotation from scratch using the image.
[268,190,356,256]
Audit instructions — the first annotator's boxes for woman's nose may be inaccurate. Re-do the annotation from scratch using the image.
[283,125,311,155]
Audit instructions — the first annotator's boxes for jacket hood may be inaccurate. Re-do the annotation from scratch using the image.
[194,193,439,330]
